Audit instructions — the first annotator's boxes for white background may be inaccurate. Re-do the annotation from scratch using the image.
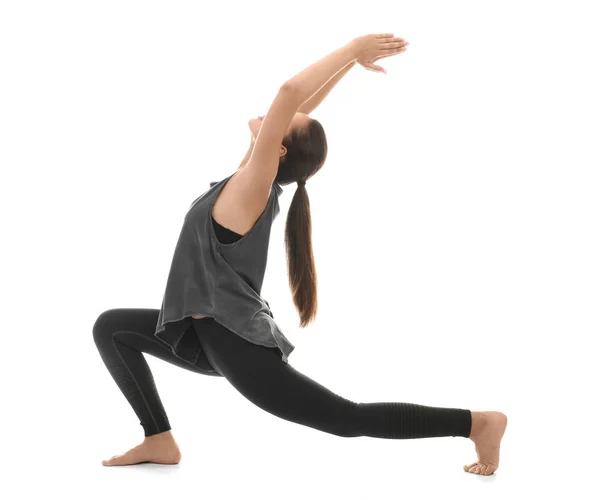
[1,0,598,498]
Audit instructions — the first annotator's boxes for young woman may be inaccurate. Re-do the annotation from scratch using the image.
[93,33,507,475]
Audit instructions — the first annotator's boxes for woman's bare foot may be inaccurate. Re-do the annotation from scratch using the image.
[102,430,182,466]
[464,411,508,476]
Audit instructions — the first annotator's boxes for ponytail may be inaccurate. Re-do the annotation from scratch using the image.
[284,181,317,327]
[276,117,327,327]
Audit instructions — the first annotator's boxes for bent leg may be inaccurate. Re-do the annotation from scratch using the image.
[93,308,211,437]
[193,318,471,439]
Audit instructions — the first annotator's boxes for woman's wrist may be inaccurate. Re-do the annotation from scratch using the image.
[346,38,359,59]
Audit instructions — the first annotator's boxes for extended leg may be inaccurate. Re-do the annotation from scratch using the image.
[192,318,472,439]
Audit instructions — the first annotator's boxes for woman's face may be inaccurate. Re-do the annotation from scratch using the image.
[248,112,310,142]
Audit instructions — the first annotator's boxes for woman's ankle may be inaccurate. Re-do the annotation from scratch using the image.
[469,411,487,439]
[144,430,174,442]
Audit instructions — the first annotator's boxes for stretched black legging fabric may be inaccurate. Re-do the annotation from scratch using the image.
[92,308,472,439]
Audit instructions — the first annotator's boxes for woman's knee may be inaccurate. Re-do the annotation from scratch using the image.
[323,400,364,438]
[339,402,365,437]
[92,309,119,346]
[286,399,363,438]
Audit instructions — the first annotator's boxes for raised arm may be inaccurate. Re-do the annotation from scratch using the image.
[297,60,356,116]
[286,33,407,113]
[239,59,355,172]
[241,41,359,186]
[239,58,355,171]
[283,41,357,107]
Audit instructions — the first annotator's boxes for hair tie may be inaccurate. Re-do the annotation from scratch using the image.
[297,179,306,187]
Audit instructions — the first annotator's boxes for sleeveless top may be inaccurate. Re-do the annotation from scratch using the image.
[154,173,295,376]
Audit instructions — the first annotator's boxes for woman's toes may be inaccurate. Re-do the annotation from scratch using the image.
[466,461,496,475]
[465,461,497,475]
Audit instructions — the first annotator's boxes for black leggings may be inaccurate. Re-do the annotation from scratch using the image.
[93,308,472,439]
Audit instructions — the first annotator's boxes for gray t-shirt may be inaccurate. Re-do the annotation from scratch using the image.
[154,173,295,376]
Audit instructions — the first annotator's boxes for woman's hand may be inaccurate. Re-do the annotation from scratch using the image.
[351,33,409,74]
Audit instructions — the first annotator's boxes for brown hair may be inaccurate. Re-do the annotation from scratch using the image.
[274,118,328,327]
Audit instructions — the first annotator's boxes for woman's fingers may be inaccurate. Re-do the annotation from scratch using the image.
[371,42,408,62]
[354,33,409,73]
[382,39,409,49]
[377,38,409,58]
[381,37,406,43]
[383,44,408,57]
